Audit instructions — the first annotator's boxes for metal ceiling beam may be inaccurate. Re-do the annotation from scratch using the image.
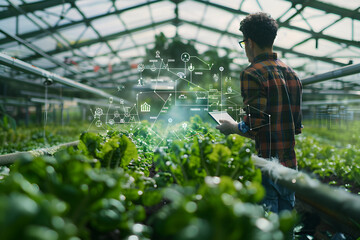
[182,19,346,66]
[0,52,131,104]
[0,29,81,75]
[284,0,360,21]
[303,99,360,106]
[23,18,174,62]
[302,89,360,96]
[0,0,165,46]
[0,73,43,88]
[302,62,360,85]
[0,0,75,20]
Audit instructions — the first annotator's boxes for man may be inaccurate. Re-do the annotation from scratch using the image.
[216,12,302,214]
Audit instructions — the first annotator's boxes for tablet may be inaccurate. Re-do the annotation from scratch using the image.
[208,111,236,125]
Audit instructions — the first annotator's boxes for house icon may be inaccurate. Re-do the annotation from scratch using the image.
[141,102,151,112]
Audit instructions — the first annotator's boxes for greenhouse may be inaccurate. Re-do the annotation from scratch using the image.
[0,0,360,239]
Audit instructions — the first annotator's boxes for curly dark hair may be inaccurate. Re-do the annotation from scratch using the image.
[239,12,278,49]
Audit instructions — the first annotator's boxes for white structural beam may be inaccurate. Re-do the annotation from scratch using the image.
[0,52,131,105]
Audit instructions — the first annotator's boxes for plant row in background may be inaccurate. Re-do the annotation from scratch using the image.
[0,123,90,154]
[0,116,296,240]
[295,132,360,194]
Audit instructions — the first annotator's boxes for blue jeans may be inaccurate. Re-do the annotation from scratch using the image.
[261,174,295,213]
[261,174,296,240]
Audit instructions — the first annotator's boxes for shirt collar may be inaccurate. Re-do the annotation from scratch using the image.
[253,52,278,63]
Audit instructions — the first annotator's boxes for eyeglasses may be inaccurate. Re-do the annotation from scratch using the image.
[238,39,247,49]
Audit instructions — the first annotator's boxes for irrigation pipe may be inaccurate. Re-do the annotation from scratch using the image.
[253,155,360,237]
[0,141,79,166]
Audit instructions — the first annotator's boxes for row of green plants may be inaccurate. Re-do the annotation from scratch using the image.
[0,116,296,240]
[0,124,90,154]
[295,131,360,194]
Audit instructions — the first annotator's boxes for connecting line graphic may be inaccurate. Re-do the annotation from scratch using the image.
[190,56,214,70]
[154,91,166,102]
[106,101,112,124]
[150,94,172,129]
[154,59,164,90]
[169,73,208,92]
[146,127,166,150]
[245,104,272,157]
[171,130,182,141]
[225,94,242,100]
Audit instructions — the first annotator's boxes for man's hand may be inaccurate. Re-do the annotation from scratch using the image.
[216,120,255,139]
[216,119,238,135]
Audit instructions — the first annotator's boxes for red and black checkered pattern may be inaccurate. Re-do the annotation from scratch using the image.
[241,53,302,169]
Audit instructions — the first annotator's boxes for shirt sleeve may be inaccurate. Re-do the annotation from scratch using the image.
[287,71,303,135]
[240,70,268,136]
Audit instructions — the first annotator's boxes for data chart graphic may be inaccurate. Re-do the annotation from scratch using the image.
[87,50,269,151]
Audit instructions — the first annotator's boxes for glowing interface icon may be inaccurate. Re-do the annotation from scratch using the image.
[141,102,151,112]
[95,120,102,127]
[188,63,194,72]
[137,63,145,72]
[181,52,190,62]
[94,108,103,117]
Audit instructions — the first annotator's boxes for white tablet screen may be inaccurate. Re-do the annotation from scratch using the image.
[208,111,236,125]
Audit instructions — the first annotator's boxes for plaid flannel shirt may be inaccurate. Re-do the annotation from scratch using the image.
[240,53,302,169]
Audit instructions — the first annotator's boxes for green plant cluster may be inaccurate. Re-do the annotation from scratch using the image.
[0,124,88,154]
[0,117,296,239]
[296,134,360,193]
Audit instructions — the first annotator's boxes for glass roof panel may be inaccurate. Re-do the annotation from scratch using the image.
[16,15,41,34]
[289,8,339,32]
[209,0,242,9]
[323,18,358,41]
[32,4,70,27]
[77,0,113,18]
[80,42,111,57]
[115,0,147,10]
[178,25,199,41]
[31,36,57,52]
[153,25,177,38]
[293,38,343,59]
[218,36,241,50]
[92,15,125,36]
[196,28,222,46]
[0,0,359,89]
[31,58,57,69]
[121,5,152,29]
[180,1,206,22]
[258,0,293,19]
[118,48,142,59]
[59,25,98,43]
[132,30,156,45]
[0,17,16,35]
[227,17,243,35]
[108,36,135,51]
[150,2,175,22]
[241,0,264,13]
[200,6,236,30]
[276,28,311,49]
[3,45,34,59]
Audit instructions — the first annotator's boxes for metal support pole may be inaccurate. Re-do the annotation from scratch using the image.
[253,155,360,238]
[60,103,64,126]
[302,63,360,85]
[0,52,130,105]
